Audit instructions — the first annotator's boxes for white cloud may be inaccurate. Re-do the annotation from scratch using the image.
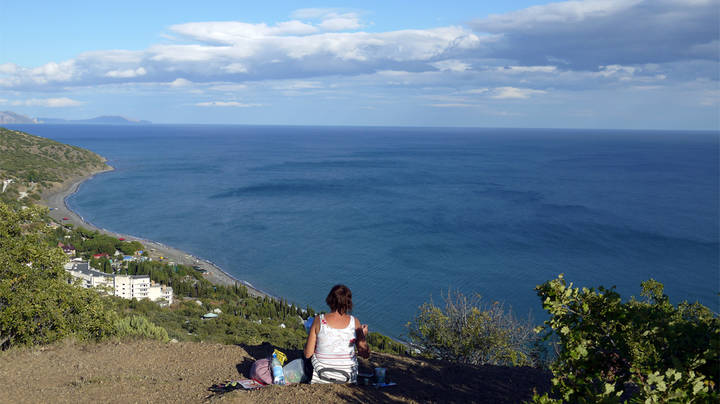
[291,8,364,31]
[317,16,363,31]
[497,66,557,73]
[195,101,261,107]
[471,0,719,69]
[169,78,192,87]
[273,81,322,90]
[430,103,476,108]
[170,21,318,44]
[595,64,636,78]
[0,63,19,74]
[431,59,471,72]
[105,67,147,78]
[209,83,248,92]
[29,61,76,84]
[223,63,248,73]
[13,97,84,107]
[490,87,546,99]
[290,8,338,19]
[465,88,489,94]
[478,0,642,30]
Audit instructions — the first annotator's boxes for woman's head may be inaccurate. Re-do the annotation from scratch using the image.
[326,284,353,314]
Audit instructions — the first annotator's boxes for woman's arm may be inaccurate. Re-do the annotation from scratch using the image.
[354,317,370,359]
[304,316,319,359]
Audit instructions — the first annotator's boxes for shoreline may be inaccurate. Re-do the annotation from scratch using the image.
[40,167,272,300]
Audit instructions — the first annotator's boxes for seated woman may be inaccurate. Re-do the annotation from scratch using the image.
[304,284,370,384]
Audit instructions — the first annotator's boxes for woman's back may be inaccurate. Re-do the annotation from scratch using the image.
[304,284,369,384]
[311,314,358,384]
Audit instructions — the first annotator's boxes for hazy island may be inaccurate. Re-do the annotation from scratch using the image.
[0,110,151,125]
[0,127,716,403]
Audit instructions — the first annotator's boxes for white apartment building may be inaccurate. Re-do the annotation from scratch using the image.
[64,261,173,305]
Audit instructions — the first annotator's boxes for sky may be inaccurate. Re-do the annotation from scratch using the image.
[0,0,718,129]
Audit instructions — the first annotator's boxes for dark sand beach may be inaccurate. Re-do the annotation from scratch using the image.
[40,168,270,299]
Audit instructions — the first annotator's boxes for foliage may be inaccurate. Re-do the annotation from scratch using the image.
[0,203,118,349]
[56,226,136,258]
[113,315,169,342]
[407,290,542,366]
[368,332,407,355]
[531,275,719,403]
[118,240,144,255]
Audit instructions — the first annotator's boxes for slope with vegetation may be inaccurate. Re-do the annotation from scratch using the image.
[0,127,108,203]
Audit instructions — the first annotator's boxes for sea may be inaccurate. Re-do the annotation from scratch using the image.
[9,124,719,338]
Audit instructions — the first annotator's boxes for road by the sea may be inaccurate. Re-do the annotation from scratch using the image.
[11,124,718,338]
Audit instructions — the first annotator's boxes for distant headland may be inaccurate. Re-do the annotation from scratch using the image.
[0,110,151,125]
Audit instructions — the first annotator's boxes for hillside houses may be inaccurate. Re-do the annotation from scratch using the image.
[58,242,75,256]
[64,261,173,305]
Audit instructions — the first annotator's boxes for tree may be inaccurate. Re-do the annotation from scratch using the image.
[118,240,144,255]
[532,274,719,403]
[0,203,117,349]
[407,290,542,366]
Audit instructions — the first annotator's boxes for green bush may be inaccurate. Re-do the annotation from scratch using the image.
[531,275,719,403]
[113,315,169,342]
[407,290,542,366]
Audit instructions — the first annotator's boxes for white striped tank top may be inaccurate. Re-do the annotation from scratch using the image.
[310,314,358,384]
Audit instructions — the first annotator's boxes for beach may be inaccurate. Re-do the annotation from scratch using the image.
[40,167,270,299]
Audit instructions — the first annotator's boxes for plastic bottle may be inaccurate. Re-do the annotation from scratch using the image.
[271,353,285,385]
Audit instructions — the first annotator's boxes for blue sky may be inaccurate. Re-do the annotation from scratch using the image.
[0,0,718,129]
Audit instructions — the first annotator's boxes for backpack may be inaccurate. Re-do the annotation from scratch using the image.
[249,358,273,385]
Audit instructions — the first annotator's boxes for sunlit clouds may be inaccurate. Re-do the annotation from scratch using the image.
[1,1,717,128]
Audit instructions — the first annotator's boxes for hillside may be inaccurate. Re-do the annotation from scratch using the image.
[0,111,38,124]
[0,340,550,403]
[0,127,109,202]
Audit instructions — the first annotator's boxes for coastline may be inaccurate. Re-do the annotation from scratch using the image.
[40,167,271,299]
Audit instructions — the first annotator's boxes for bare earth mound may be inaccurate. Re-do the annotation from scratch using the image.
[0,340,550,403]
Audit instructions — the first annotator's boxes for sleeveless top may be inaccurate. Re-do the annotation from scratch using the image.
[310,314,358,384]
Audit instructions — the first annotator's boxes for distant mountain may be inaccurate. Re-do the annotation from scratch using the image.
[38,115,152,125]
[0,111,39,124]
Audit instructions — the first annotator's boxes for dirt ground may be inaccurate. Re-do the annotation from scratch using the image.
[0,340,550,403]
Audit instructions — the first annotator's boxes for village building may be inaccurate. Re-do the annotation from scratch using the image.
[64,261,173,305]
[58,242,76,256]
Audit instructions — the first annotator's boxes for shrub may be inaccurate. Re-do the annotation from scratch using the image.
[531,275,719,403]
[407,290,542,366]
[113,315,169,342]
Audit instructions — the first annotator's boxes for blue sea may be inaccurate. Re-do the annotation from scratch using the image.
[11,124,719,338]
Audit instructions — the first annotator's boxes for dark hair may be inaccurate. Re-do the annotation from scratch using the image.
[326,284,353,314]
